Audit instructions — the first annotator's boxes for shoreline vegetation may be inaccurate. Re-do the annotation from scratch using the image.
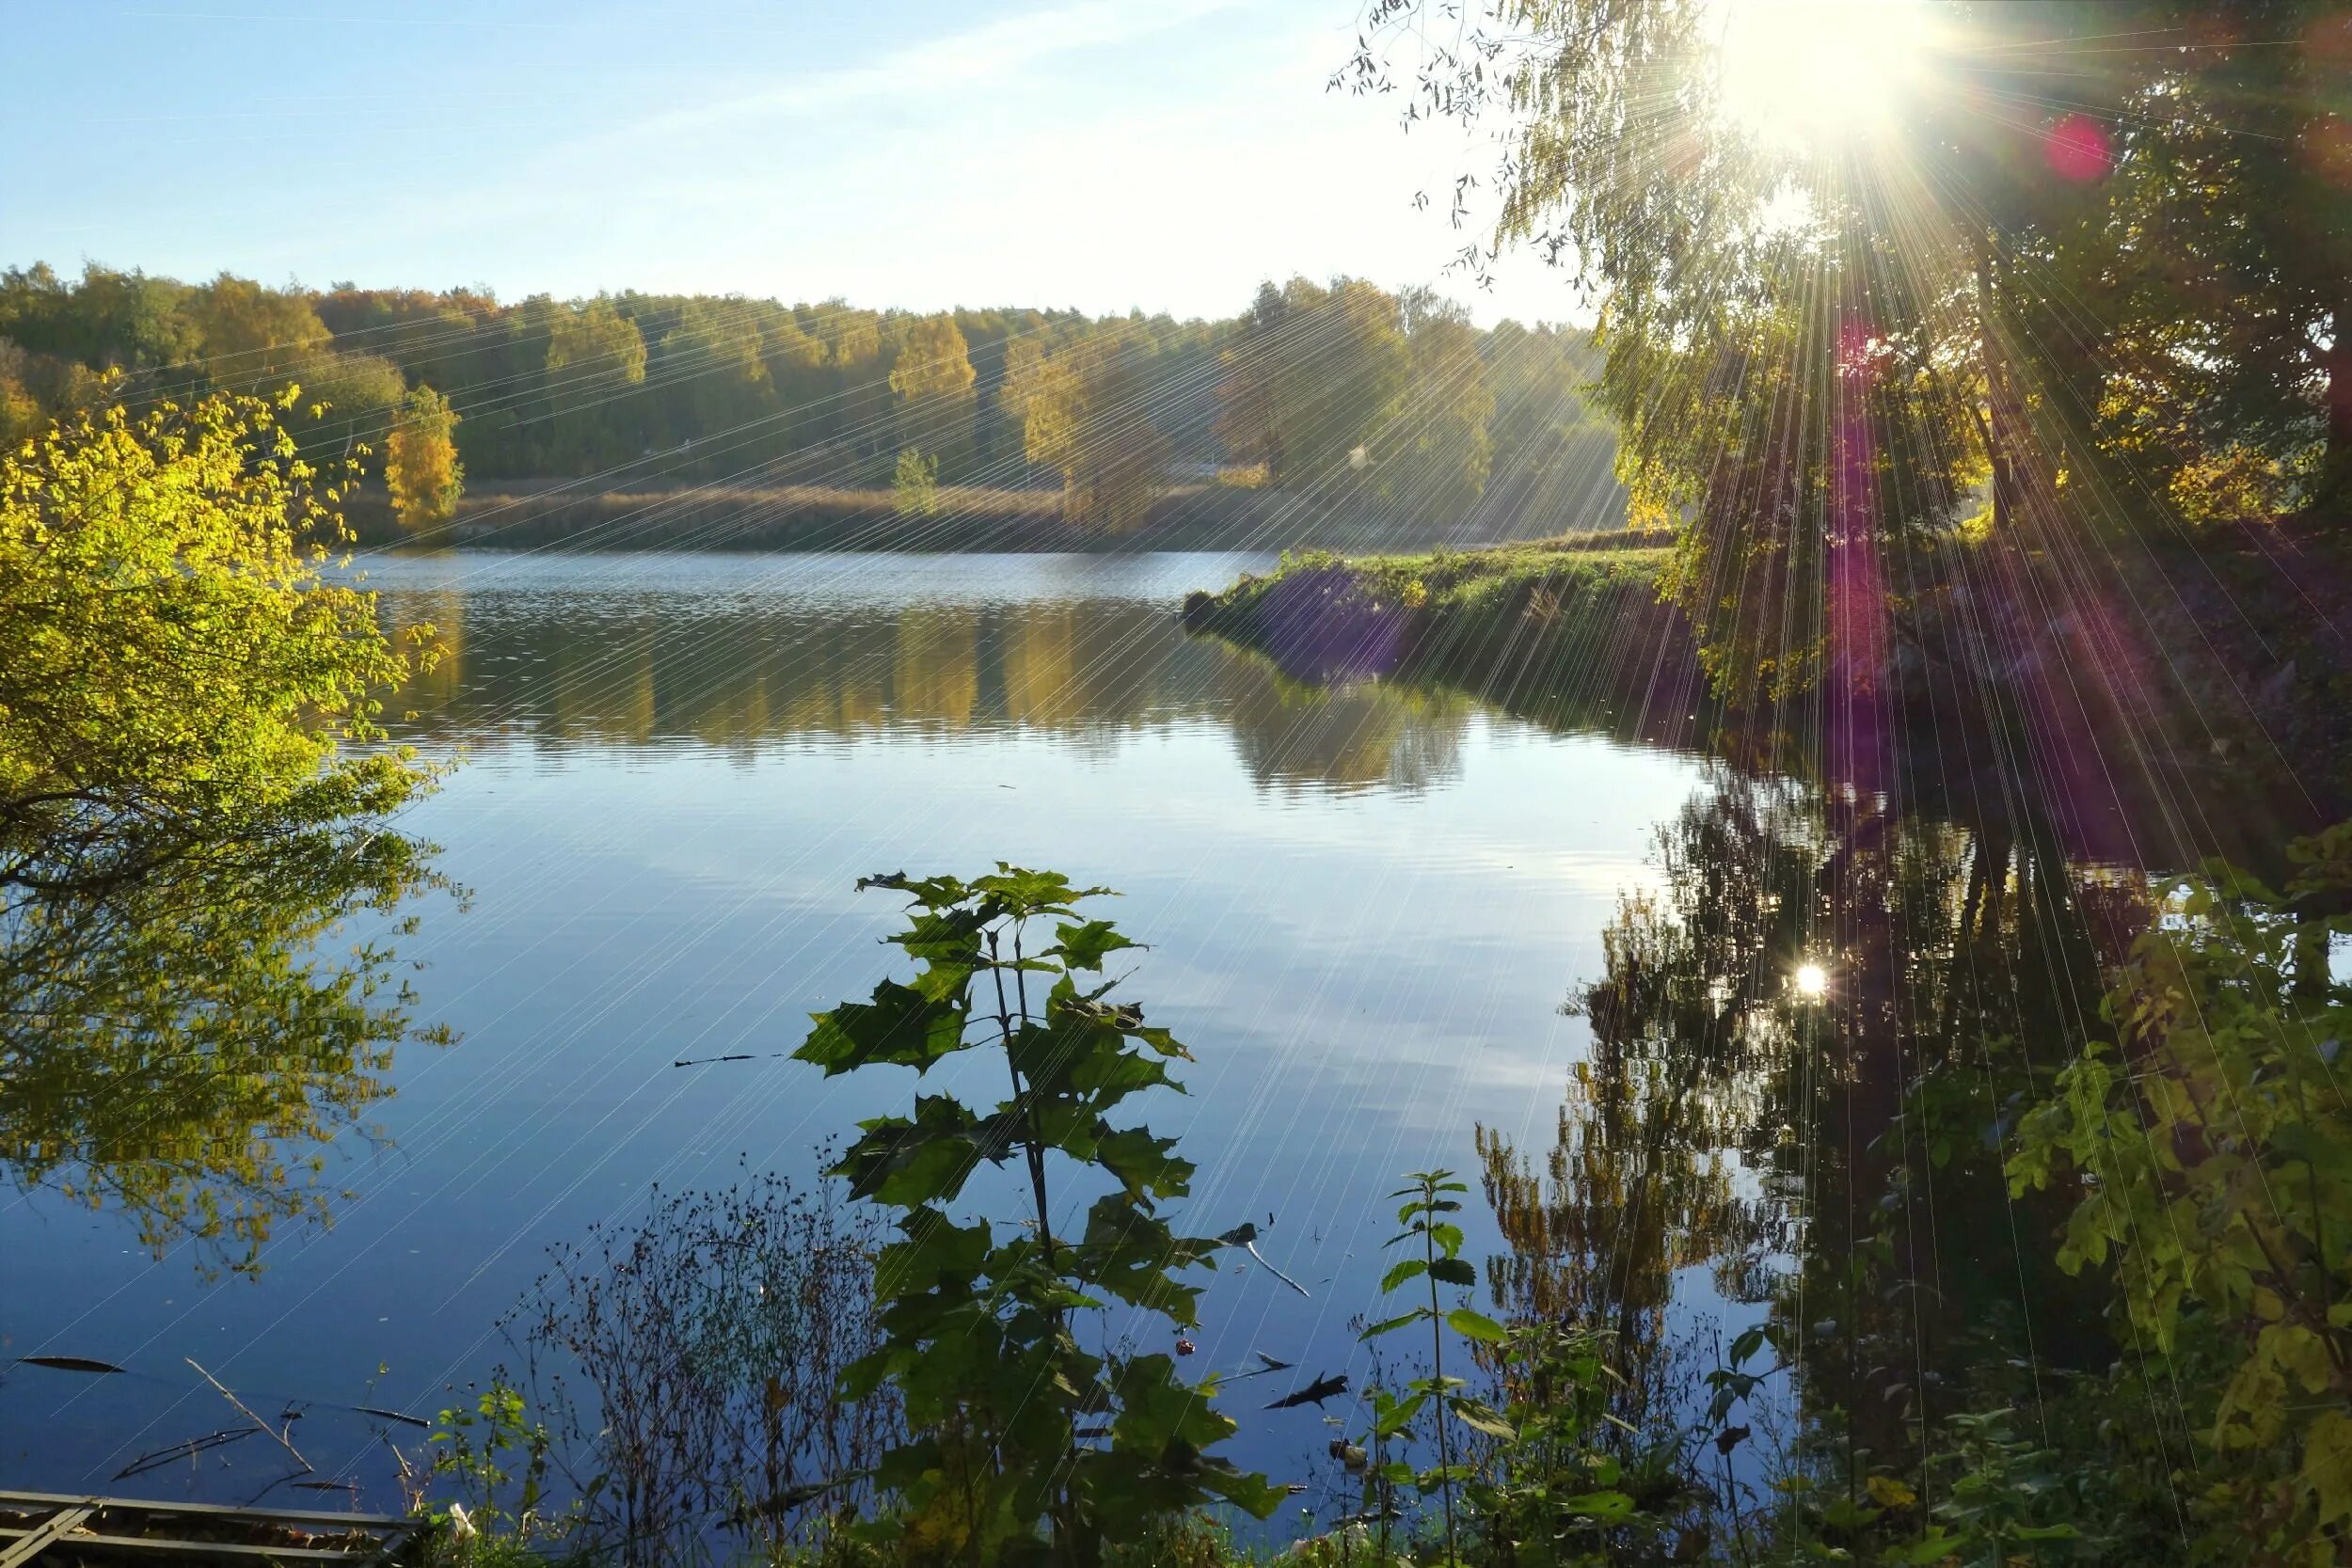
[339,477,1602,555]
[1184,525,2352,857]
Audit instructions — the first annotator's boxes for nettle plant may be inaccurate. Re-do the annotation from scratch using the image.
[1358,1172,1649,1566]
[1358,1171,1510,1561]
[792,866,1280,1565]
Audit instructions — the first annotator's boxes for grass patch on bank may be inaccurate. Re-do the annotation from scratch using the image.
[1178,532,1706,750]
[1184,533,1681,696]
[1214,532,1669,618]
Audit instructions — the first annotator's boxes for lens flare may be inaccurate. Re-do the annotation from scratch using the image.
[1793,961,1830,999]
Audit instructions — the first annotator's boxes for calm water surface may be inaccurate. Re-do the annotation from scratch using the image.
[2,552,1757,1498]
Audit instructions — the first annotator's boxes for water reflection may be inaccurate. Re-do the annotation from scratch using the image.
[365,553,1491,796]
[0,797,450,1275]
[1475,767,2143,1448]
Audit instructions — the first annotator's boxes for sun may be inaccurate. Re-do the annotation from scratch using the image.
[1716,0,1935,150]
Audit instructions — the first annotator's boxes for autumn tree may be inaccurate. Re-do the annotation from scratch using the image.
[0,264,1612,516]
[0,389,446,1271]
[887,312,977,479]
[274,350,407,459]
[189,272,329,377]
[1,388,436,899]
[386,384,464,532]
[1007,324,1170,531]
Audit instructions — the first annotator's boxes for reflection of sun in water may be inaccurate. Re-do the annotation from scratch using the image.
[1792,961,1830,1000]
[1718,0,1933,149]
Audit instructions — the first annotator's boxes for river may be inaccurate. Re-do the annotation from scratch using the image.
[2,549,2126,1517]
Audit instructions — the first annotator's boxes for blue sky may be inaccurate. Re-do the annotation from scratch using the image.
[1,1,1579,323]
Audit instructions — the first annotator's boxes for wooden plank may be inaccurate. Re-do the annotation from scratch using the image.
[0,1494,406,1529]
[0,1504,94,1568]
[24,1531,392,1563]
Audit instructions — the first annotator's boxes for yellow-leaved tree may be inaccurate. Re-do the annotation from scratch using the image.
[386,383,464,533]
[887,313,977,480]
[1005,325,1168,532]
[0,390,451,1273]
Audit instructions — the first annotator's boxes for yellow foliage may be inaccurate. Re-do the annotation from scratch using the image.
[387,383,464,531]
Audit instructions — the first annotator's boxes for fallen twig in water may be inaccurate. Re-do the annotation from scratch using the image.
[1216,1352,1296,1384]
[115,1426,258,1479]
[1218,1222,1310,1297]
[188,1357,310,1476]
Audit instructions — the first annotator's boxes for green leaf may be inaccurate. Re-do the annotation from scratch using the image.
[1067,1037,1179,1107]
[795,980,968,1076]
[1379,1258,1429,1293]
[1818,1497,1880,1531]
[837,1096,985,1205]
[1360,1310,1425,1340]
[1428,1257,1477,1288]
[1883,1529,1961,1565]
[1199,1464,1286,1519]
[1095,1126,1193,1200]
[1450,1398,1517,1438]
[1560,1490,1636,1523]
[874,1210,992,1295]
[2306,1409,2352,1527]
[1445,1307,1505,1343]
[1372,1389,1428,1436]
[1053,918,1137,972]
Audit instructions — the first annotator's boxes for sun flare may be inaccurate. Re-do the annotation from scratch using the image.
[1717,0,1934,150]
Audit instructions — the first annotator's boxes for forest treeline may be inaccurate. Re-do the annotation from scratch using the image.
[0,262,1617,534]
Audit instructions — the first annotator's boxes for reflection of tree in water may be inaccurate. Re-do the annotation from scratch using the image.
[376,590,1477,794]
[1219,668,1470,795]
[1,805,452,1276]
[1476,774,1813,1422]
[1477,767,2138,1446]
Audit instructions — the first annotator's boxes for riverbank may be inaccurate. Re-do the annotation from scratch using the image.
[1182,534,1688,685]
[1184,525,2352,861]
[344,480,1590,555]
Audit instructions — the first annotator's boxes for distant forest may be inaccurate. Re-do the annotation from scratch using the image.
[0,263,1621,535]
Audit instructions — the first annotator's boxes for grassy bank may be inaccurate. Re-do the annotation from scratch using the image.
[1181,533,1702,727]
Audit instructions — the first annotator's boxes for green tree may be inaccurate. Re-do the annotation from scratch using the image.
[655,297,779,467]
[893,446,940,517]
[1342,1,2345,687]
[189,271,329,377]
[1218,277,1408,491]
[275,349,408,459]
[545,296,647,391]
[1393,290,1496,519]
[2,388,436,894]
